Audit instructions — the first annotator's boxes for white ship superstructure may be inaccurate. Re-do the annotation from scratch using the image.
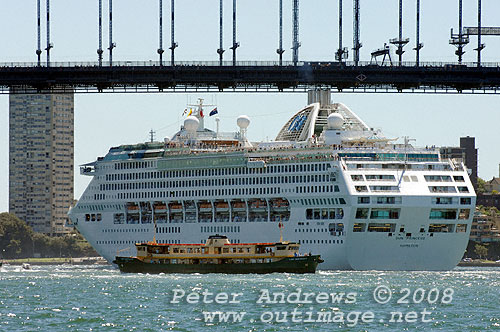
[69,91,476,270]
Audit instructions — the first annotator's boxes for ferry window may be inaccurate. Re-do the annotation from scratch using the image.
[453,176,465,182]
[429,209,457,220]
[458,186,469,193]
[402,176,410,182]
[334,185,340,192]
[223,248,229,253]
[313,209,321,219]
[321,209,328,219]
[339,198,346,204]
[456,224,467,232]
[460,197,472,205]
[353,223,366,232]
[355,208,369,219]
[459,209,470,220]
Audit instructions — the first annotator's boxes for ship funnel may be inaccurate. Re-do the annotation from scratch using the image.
[308,89,332,106]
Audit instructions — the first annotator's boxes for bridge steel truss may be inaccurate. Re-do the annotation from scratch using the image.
[2,62,500,94]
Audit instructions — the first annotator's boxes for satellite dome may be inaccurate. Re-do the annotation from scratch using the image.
[237,115,250,129]
[184,116,199,133]
[327,113,344,130]
[164,136,171,143]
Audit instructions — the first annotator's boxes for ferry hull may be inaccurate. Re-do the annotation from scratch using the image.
[113,255,322,274]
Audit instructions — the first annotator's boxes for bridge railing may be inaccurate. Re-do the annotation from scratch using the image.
[1,60,500,68]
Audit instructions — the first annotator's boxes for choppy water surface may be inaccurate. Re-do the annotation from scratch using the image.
[0,265,498,331]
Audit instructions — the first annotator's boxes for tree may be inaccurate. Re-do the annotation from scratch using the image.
[474,244,488,260]
[477,177,486,194]
[0,212,98,259]
[0,213,34,258]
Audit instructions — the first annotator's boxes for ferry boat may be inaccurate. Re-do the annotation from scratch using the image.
[68,90,476,271]
[113,234,323,274]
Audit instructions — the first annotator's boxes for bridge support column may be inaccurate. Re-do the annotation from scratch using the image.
[352,0,361,66]
[97,0,103,66]
[169,0,178,65]
[36,0,42,66]
[45,0,53,67]
[414,0,423,66]
[217,0,225,65]
[158,0,164,65]
[292,0,300,65]
[230,0,239,66]
[108,0,116,66]
[276,0,284,65]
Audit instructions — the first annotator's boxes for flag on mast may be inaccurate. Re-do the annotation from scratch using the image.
[200,108,204,117]
[209,107,218,116]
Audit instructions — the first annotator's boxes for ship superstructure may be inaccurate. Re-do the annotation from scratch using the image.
[69,91,476,270]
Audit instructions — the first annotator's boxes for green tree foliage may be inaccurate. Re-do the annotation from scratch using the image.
[474,244,488,259]
[0,213,98,259]
[477,177,486,194]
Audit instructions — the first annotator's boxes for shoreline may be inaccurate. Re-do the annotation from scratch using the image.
[1,257,109,266]
[457,261,500,267]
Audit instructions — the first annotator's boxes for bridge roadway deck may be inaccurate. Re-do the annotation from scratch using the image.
[1,61,500,93]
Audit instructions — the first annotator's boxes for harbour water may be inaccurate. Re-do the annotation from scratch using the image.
[0,265,498,331]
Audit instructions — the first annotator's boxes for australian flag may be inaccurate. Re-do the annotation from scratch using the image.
[209,107,218,116]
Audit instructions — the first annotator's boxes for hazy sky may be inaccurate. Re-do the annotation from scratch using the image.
[1,0,500,212]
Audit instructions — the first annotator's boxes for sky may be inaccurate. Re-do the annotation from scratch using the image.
[1,0,500,212]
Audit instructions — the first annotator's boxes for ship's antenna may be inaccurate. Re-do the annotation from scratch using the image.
[149,129,156,142]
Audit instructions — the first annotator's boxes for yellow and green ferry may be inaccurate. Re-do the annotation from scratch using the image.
[113,235,323,274]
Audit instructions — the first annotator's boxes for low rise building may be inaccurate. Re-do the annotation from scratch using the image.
[470,210,500,243]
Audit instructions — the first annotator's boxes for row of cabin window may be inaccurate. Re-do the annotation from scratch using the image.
[355,186,400,193]
[108,162,330,181]
[428,186,469,193]
[355,208,471,220]
[123,214,290,224]
[353,223,468,233]
[358,196,472,205]
[306,208,344,220]
[103,173,332,191]
[347,163,452,171]
[299,239,343,244]
[117,186,282,200]
[201,226,241,233]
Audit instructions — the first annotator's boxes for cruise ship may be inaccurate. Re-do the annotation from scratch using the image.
[68,90,476,270]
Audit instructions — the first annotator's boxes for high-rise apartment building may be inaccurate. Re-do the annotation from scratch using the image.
[9,93,74,236]
[440,136,478,190]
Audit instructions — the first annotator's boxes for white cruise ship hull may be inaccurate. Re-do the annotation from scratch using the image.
[69,99,476,271]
